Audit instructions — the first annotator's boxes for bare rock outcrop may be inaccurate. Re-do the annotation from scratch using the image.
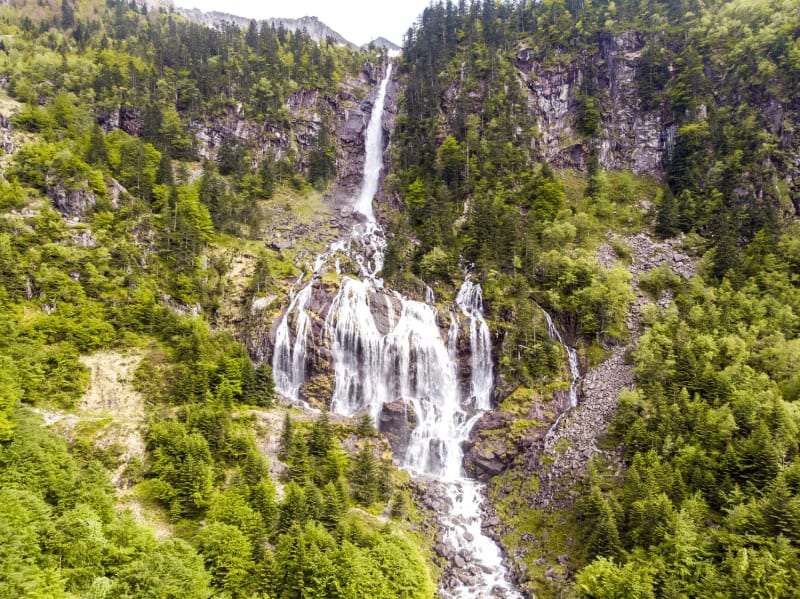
[48,184,97,221]
[516,31,674,175]
[379,399,418,457]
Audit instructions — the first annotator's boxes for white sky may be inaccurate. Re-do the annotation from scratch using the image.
[172,0,432,47]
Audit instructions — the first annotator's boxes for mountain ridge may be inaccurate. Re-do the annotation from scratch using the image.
[175,8,354,46]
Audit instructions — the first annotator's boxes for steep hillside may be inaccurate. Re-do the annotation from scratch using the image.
[386,0,800,597]
[2,0,800,597]
[0,1,437,597]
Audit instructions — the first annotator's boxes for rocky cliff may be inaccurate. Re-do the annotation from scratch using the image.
[516,31,673,175]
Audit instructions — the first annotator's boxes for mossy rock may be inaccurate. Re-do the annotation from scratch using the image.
[299,373,334,409]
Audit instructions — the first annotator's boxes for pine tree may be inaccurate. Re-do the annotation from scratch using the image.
[588,494,622,559]
[377,460,392,503]
[309,409,333,457]
[320,481,347,531]
[390,490,408,519]
[250,478,278,534]
[355,412,376,437]
[287,435,310,485]
[351,444,378,506]
[656,187,680,238]
[86,124,109,167]
[278,413,293,462]
[277,483,306,534]
[243,363,274,408]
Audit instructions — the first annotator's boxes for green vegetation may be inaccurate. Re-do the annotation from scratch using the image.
[2,0,800,595]
[0,0,432,596]
[387,0,800,596]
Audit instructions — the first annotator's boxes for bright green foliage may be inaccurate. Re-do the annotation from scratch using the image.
[350,444,379,506]
[569,230,800,596]
[0,357,21,441]
[279,413,294,461]
[575,557,655,599]
[273,521,435,599]
[309,409,333,457]
[146,421,215,519]
[0,1,430,598]
[196,522,255,598]
[355,412,376,437]
[111,539,212,599]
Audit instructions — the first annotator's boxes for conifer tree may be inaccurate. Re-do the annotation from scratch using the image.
[309,409,333,457]
[278,413,293,462]
[287,435,310,485]
[351,444,378,506]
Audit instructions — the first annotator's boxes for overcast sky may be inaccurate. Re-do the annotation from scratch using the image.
[171,0,432,47]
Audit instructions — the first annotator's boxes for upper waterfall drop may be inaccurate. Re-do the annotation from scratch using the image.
[355,63,393,223]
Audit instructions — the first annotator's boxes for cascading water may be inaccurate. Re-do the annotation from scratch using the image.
[456,278,494,409]
[271,63,520,597]
[272,282,313,401]
[539,307,579,408]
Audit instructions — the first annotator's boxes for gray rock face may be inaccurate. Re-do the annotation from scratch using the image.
[48,185,96,221]
[463,411,516,480]
[331,100,368,206]
[379,399,417,456]
[368,290,402,336]
[517,31,671,175]
[330,62,397,210]
[361,38,401,52]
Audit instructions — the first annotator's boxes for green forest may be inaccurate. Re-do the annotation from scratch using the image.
[0,0,432,597]
[386,0,800,596]
[1,0,799,596]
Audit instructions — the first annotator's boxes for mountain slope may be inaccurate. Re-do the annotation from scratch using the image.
[0,1,435,597]
[385,0,800,596]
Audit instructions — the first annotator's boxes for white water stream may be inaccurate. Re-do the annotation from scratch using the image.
[271,64,520,597]
[539,307,580,408]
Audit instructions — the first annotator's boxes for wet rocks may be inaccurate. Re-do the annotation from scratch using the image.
[463,412,517,481]
[368,289,402,335]
[298,373,334,409]
[379,399,417,456]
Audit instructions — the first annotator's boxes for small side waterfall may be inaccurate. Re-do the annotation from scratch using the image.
[540,306,580,408]
[270,63,520,597]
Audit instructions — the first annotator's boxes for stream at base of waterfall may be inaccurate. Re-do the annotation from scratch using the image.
[270,63,521,598]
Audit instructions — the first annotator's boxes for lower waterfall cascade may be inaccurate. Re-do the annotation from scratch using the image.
[270,63,521,597]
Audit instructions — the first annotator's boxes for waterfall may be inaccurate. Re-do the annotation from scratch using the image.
[456,277,494,410]
[355,65,392,222]
[272,282,313,401]
[539,306,580,408]
[270,64,521,597]
[425,285,436,303]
